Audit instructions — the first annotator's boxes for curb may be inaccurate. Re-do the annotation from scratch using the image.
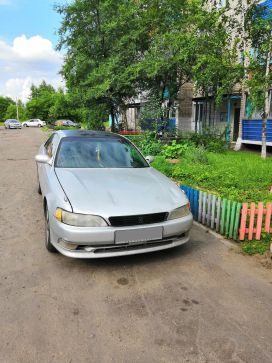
[193,221,240,250]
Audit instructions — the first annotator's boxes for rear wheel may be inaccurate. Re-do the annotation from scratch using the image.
[45,207,57,253]
[23,124,27,127]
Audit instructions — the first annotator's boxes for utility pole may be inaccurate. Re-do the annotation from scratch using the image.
[16,97,19,121]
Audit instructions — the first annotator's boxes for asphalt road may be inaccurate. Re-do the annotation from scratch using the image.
[0,127,272,363]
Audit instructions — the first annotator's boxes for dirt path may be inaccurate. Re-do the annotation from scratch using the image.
[0,127,272,363]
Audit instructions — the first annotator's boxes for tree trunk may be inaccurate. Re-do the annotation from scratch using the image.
[234,1,248,151]
[261,89,270,159]
[261,113,267,159]
[261,50,271,159]
[110,108,115,133]
[238,90,247,138]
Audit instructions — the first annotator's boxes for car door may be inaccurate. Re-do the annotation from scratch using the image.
[38,134,59,195]
[32,119,39,127]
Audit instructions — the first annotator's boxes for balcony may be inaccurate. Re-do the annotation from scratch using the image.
[242,119,272,146]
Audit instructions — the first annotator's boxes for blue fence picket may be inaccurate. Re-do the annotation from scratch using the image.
[193,189,199,220]
[180,185,199,220]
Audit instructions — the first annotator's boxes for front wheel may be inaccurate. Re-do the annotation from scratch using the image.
[45,207,57,253]
[38,181,41,195]
[38,124,41,128]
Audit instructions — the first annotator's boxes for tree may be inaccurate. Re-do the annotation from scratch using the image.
[25,81,57,121]
[56,0,146,131]
[4,100,26,121]
[56,0,238,132]
[0,96,15,122]
[190,7,243,133]
[245,1,272,159]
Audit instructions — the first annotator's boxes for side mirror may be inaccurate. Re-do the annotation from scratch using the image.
[145,155,154,164]
[35,154,52,165]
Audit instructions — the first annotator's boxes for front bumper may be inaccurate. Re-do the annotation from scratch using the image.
[49,214,193,258]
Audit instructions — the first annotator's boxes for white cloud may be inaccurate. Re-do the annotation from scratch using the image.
[0,35,64,102]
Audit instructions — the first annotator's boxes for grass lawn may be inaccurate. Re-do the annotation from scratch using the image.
[153,151,272,203]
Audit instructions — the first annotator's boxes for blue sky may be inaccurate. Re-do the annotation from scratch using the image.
[0,0,63,46]
[0,0,66,101]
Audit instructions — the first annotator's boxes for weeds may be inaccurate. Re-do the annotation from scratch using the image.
[241,234,271,255]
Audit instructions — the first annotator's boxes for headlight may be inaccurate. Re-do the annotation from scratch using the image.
[168,205,191,220]
[55,208,108,227]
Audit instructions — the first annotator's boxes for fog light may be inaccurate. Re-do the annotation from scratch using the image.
[58,239,78,250]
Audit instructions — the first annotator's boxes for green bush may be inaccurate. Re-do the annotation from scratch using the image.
[189,131,227,153]
[126,132,163,156]
[161,140,190,159]
[184,146,209,164]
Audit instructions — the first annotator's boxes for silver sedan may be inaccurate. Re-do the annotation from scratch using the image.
[4,119,22,129]
[35,130,193,258]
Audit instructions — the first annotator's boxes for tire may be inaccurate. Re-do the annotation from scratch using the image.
[23,124,27,127]
[38,124,41,128]
[45,207,57,253]
[37,166,42,194]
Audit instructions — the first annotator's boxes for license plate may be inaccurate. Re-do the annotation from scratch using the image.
[115,227,163,245]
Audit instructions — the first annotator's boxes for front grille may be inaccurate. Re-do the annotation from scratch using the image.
[109,212,168,227]
[93,240,173,253]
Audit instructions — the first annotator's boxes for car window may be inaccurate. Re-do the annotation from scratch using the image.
[55,137,149,169]
[44,134,58,158]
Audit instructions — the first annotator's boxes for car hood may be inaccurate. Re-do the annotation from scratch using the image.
[55,167,187,217]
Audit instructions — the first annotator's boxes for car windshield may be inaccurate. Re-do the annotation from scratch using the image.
[9,120,18,123]
[55,137,149,169]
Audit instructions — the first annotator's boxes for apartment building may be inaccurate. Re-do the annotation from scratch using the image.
[177,0,272,146]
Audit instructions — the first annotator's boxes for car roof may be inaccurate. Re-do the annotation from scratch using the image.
[55,130,124,140]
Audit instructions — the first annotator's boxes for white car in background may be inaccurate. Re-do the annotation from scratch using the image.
[22,119,46,127]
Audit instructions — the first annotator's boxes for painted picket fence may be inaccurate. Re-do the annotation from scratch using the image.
[181,185,242,240]
[180,185,199,220]
[239,202,272,241]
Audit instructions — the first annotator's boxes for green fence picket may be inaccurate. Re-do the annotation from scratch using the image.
[229,202,237,239]
[220,199,227,235]
[233,203,242,240]
[216,197,221,232]
[225,200,231,237]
